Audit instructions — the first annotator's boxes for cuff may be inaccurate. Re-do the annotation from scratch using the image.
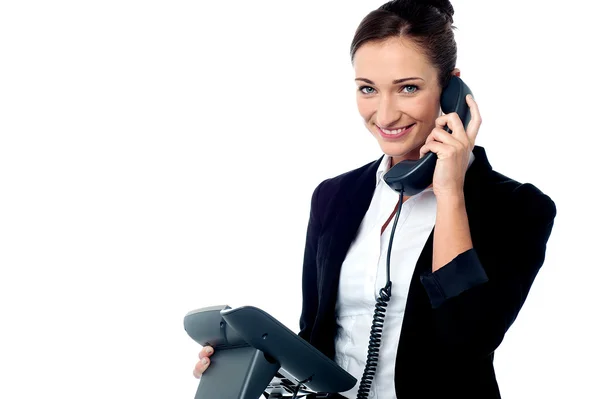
[419,248,489,309]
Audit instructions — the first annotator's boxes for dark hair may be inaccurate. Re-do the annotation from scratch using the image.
[350,0,457,88]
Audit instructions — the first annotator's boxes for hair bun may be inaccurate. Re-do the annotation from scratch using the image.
[422,0,454,18]
[380,0,454,21]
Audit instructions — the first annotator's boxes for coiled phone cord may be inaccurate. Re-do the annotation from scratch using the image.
[356,189,404,399]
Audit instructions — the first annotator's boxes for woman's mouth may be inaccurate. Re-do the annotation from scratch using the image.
[377,123,415,139]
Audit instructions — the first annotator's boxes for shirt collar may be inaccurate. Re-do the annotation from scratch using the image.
[376,153,393,185]
[376,151,476,187]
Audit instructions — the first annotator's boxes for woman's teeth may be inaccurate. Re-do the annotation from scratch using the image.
[380,124,413,134]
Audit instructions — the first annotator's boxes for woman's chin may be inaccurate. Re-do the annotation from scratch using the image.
[378,141,420,160]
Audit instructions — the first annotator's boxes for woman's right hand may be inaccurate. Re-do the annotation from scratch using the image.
[193,345,214,378]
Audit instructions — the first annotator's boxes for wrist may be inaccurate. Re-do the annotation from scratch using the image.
[435,190,466,208]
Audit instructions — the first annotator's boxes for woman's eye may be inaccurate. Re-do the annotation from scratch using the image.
[358,85,417,94]
[359,86,375,94]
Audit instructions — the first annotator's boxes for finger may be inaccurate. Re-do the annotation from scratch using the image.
[429,127,462,148]
[465,94,482,142]
[193,357,211,378]
[435,113,468,144]
[424,127,450,146]
[420,140,453,160]
[435,112,464,134]
[419,140,443,158]
[199,346,214,358]
[422,130,439,155]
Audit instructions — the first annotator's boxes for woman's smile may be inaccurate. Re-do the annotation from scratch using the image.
[377,123,416,139]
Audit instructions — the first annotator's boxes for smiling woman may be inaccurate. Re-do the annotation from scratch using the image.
[193,1,556,398]
[353,36,452,165]
[2,0,596,398]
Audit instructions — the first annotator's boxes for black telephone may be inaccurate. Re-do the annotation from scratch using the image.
[356,75,474,399]
[383,75,473,195]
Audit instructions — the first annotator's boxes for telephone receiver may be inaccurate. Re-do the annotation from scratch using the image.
[383,75,473,196]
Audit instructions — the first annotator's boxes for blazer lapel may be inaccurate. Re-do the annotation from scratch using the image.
[312,157,383,358]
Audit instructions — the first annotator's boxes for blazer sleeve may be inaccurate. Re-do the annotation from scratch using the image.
[419,183,557,359]
[297,181,324,341]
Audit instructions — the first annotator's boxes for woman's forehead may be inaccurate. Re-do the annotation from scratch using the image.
[353,37,437,82]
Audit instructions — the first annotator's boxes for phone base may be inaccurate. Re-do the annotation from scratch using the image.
[195,346,280,399]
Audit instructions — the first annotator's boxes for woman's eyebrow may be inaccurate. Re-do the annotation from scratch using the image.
[354,77,425,84]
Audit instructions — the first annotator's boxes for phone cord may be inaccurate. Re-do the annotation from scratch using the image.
[356,189,404,399]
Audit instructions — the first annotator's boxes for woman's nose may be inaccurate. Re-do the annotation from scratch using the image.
[376,97,402,128]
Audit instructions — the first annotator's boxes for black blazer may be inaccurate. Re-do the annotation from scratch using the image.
[298,146,556,399]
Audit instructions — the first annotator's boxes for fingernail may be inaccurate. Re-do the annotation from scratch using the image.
[206,347,213,355]
[202,357,208,365]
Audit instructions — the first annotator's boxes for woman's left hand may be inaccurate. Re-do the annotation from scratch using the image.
[419,94,482,199]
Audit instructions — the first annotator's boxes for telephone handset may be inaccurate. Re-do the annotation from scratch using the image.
[383,75,474,195]
[356,76,474,399]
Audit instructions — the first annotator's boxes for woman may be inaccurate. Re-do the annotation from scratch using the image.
[193,1,556,398]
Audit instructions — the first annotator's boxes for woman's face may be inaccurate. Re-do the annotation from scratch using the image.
[353,36,445,166]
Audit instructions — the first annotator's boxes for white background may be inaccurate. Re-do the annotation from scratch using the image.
[1,1,598,398]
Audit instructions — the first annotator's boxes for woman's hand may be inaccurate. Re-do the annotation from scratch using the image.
[419,94,482,199]
[193,345,214,378]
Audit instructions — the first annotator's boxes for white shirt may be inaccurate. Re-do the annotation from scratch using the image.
[333,152,474,399]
